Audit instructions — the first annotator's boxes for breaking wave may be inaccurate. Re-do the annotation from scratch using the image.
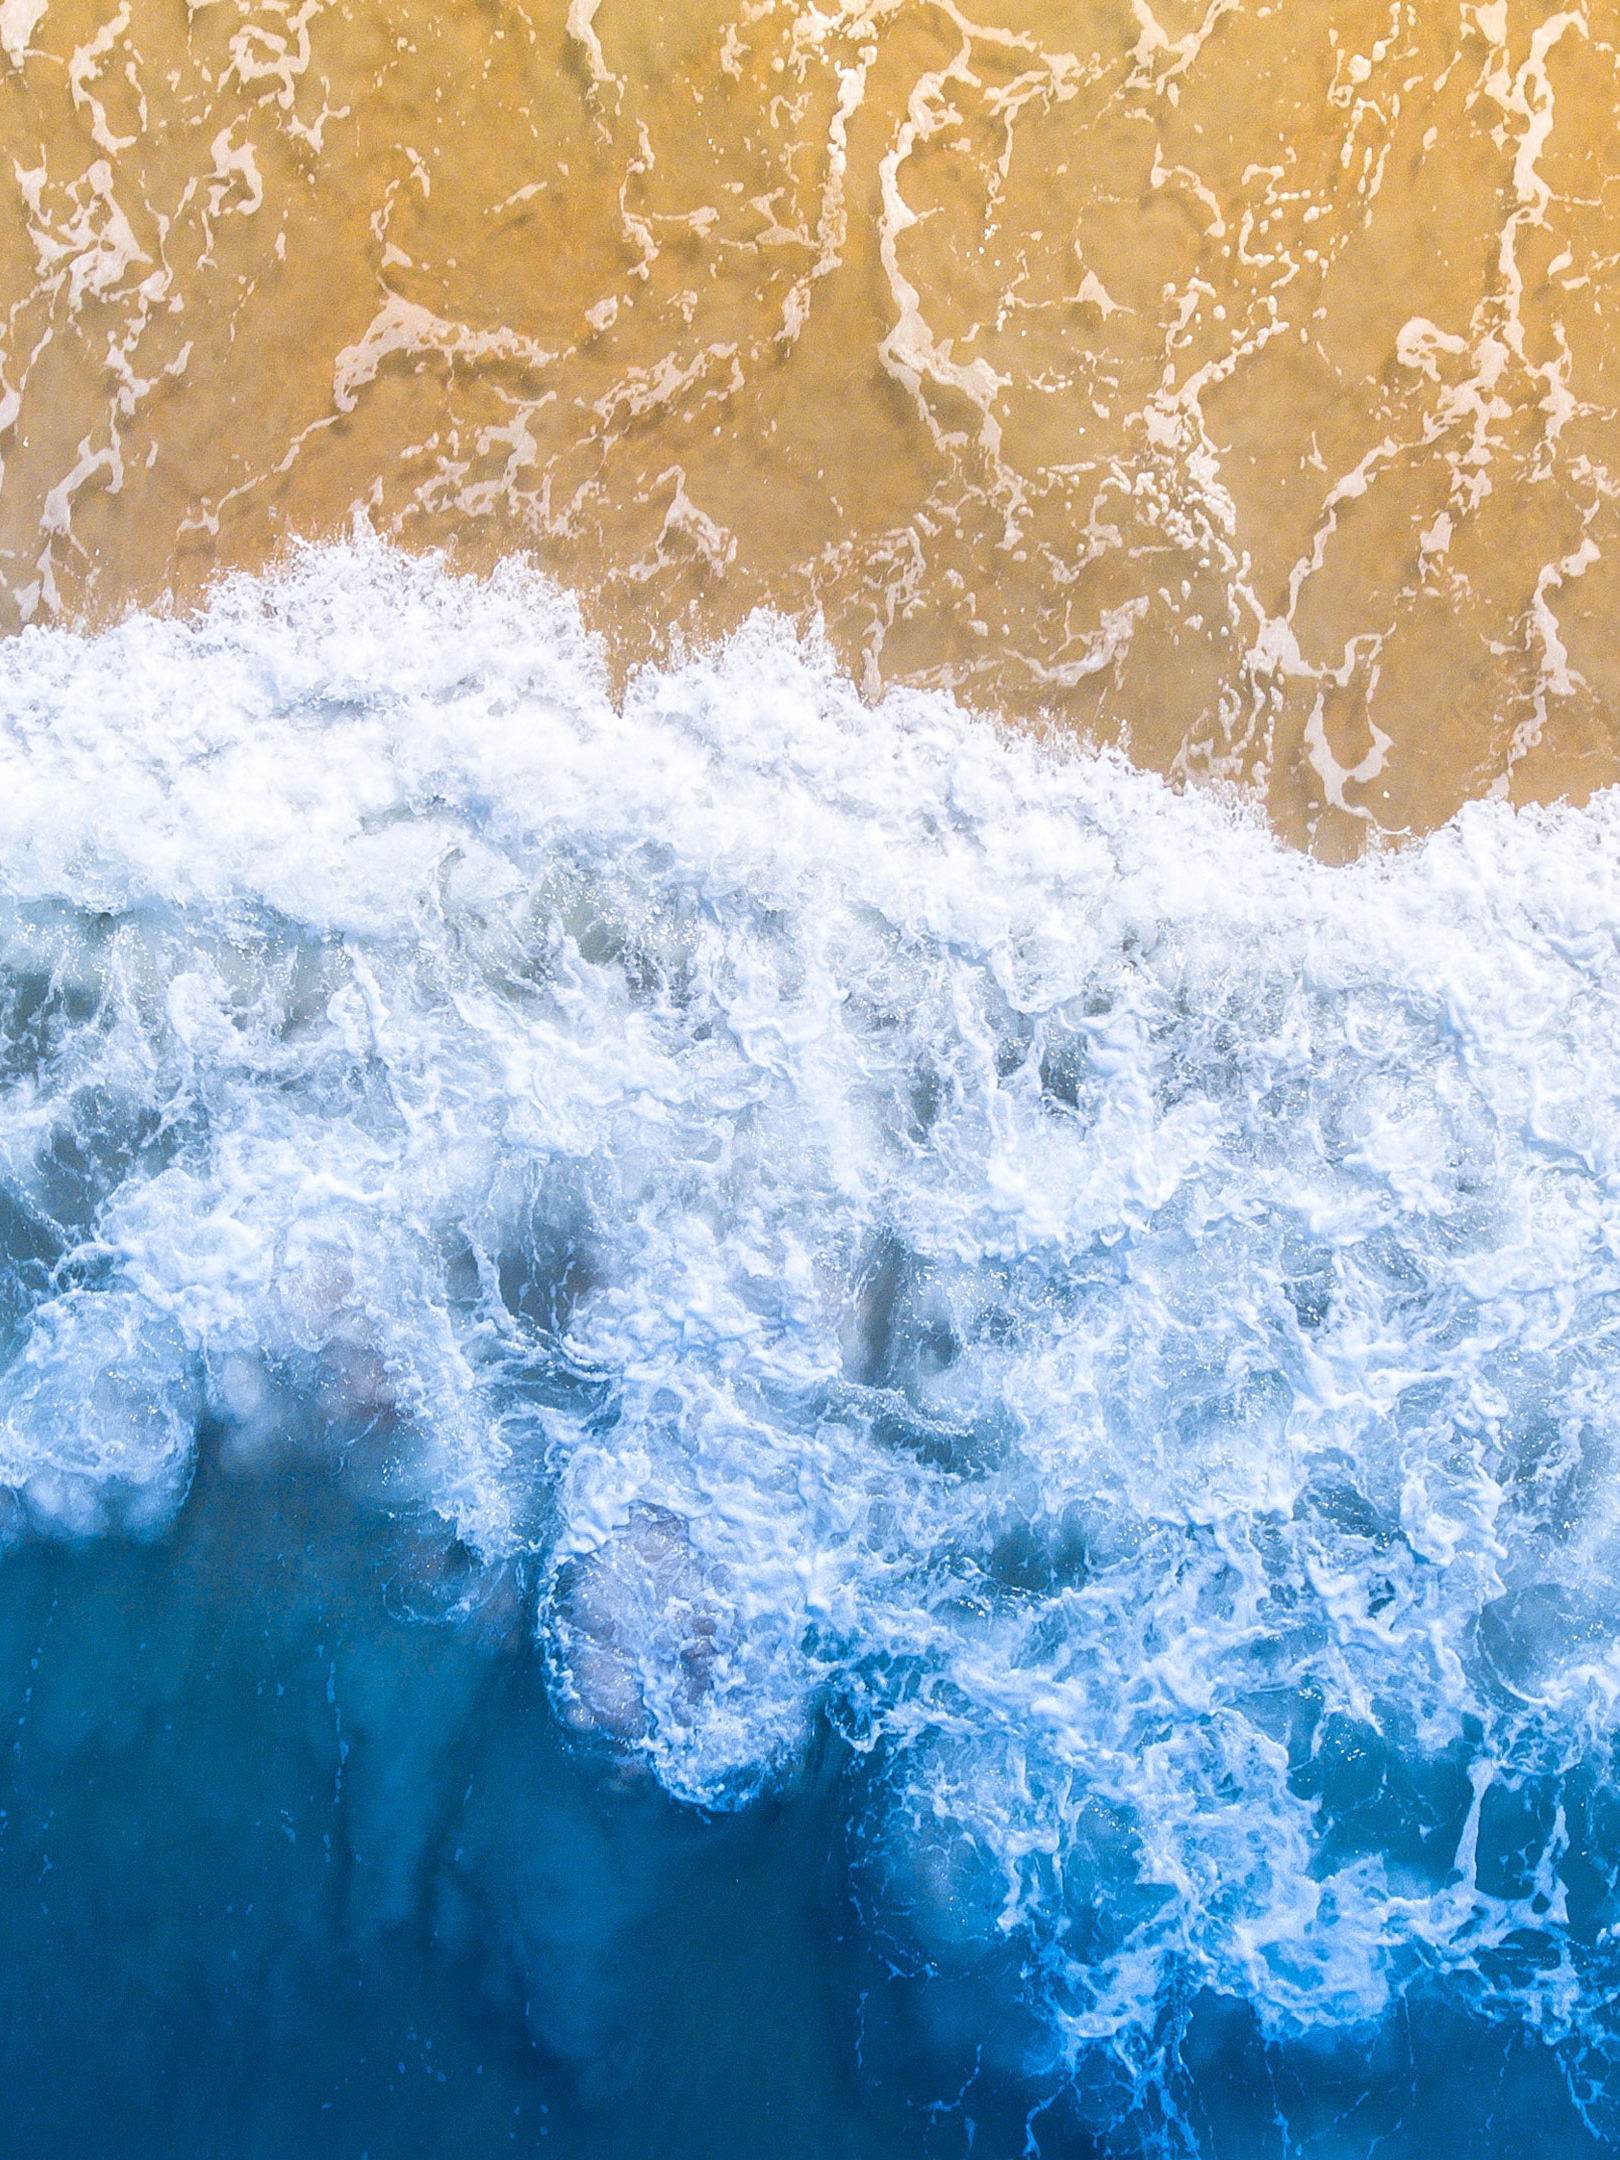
[3,540,1620,2135]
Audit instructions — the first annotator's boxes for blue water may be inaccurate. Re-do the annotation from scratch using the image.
[1,1454,1609,2159]
[2,545,1620,2154]
[1,1454,1610,2157]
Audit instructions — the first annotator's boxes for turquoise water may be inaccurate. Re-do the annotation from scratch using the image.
[2,546,1620,2154]
[0,1454,1608,2157]
[1,1459,885,2160]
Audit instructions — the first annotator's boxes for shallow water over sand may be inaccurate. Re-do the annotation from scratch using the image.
[3,1,1620,846]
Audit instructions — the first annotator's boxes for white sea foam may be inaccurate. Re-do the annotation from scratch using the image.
[1,538,1618,2083]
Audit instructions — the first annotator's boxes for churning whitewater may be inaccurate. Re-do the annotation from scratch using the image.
[1,542,1619,2117]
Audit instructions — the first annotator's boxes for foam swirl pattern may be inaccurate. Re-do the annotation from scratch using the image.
[2,543,1619,2137]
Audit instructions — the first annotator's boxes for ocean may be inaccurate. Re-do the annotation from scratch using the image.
[2,6,1620,2156]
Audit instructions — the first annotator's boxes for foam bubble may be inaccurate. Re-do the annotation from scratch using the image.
[0,1290,199,1535]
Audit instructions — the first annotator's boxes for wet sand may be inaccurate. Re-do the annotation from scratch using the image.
[2,0,1618,849]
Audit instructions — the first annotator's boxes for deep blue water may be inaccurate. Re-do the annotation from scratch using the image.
[0,1445,1610,2160]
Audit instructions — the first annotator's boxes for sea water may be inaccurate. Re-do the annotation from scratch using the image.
[2,541,1620,2155]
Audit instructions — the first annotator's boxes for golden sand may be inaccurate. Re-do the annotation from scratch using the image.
[3,0,1618,847]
